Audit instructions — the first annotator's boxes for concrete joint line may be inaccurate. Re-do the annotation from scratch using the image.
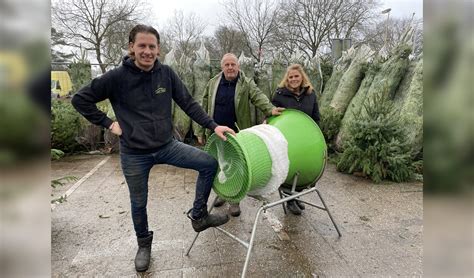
[51,156,111,211]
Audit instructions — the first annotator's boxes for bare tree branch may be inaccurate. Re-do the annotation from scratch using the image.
[211,25,248,58]
[52,0,149,73]
[223,0,280,62]
[163,10,206,59]
[276,0,380,59]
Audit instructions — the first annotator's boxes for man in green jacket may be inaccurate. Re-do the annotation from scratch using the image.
[195,53,284,216]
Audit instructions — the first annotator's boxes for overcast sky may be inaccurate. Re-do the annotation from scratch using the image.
[151,0,423,34]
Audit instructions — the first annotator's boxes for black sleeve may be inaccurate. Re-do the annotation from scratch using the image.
[312,94,321,124]
[271,90,282,107]
[71,71,115,129]
[169,68,218,131]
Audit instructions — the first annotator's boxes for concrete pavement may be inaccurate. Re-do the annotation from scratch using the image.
[51,154,423,277]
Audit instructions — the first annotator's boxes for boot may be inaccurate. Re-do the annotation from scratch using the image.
[296,199,306,210]
[213,196,226,207]
[286,200,302,215]
[187,209,229,232]
[135,231,153,272]
[229,202,241,217]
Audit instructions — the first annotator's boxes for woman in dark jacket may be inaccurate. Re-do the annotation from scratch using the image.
[271,63,321,215]
[272,63,320,124]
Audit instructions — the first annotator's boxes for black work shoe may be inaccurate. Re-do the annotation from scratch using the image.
[229,203,241,217]
[286,200,302,215]
[135,231,153,272]
[187,210,229,232]
[213,197,226,207]
[296,199,306,210]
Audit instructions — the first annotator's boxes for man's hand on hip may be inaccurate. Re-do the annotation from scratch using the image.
[214,126,236,141]
[109,121,122,136]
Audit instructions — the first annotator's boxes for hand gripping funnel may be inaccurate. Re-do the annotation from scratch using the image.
[267,109,327,188]
[204,130,272,203]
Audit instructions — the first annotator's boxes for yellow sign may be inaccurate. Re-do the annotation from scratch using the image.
[51,71,73,97]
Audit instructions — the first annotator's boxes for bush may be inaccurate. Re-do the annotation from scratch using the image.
[0,93,47,164]
[320,61,333,92]
[51,99,83,153]
[51,149,64,160]
[52,99,117,153]
[76,117,102,151]
[68,62,92,93]
[319,106,343,152]
[336,92,414,183]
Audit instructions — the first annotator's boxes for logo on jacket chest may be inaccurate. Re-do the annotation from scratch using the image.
[155,87,167,95]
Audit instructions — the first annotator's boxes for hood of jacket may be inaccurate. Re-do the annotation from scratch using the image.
[122,56,162,73]
[276,86,311,96]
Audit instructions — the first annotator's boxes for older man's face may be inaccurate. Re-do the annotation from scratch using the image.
[221,56,240,81]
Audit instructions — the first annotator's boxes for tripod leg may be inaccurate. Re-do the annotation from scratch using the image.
[315,189,342,237]
[241,207,264,278]
[278,189,287,214]
[185,195,219,255]
[185,232,200,256]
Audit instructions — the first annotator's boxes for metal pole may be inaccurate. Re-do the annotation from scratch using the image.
[385,12,390,47]
[214,227,249,248]
[315,189,342,237]
[241,206,264,278]
[381,8,391,48]
[185,232,200,256]
[185,195,219,256]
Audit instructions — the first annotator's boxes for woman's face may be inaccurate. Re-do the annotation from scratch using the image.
[287,69,303,90]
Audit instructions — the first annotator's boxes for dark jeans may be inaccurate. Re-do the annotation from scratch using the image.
[120,139,217,238]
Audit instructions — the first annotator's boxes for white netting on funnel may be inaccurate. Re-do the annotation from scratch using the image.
[216,139,229,183]
[245,124,289,196]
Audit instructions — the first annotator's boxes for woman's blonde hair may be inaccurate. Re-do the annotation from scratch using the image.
[278,63,314,94]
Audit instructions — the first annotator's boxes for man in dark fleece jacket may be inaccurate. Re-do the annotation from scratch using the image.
[71,24,233,273]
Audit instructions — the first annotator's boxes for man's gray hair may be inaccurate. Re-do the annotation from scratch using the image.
[220,53,239,66]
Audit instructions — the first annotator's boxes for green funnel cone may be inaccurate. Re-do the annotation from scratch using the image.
[204,131,272,202]
[267,109,327,188]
